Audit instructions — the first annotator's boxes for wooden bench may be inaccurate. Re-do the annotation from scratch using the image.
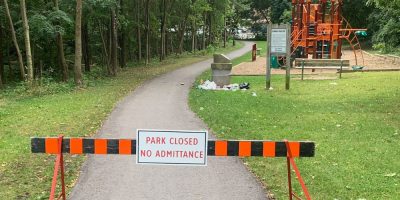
[294,58,350,79]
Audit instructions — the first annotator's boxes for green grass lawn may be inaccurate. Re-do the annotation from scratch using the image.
[0,42,242,199]
[189,64,400,197]
[232,40,267,66]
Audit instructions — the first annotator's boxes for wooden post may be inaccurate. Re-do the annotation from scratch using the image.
[301,59,305,80]
[340,59,343,79]
[267,24,290,90]
[285,24,291,90]
[266,24,272,90]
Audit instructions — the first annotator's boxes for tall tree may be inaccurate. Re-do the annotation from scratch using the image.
[0,20,4,87]
[145,0,150,65]
[82,21,90,72]
[74,0,83,86]
[54,0,69,81]
[20,0,33,83]
[160,0,167,61]
[110,7,118,76]
[3,0,25,80]
[137,0,142,62]
[119,0,126,68]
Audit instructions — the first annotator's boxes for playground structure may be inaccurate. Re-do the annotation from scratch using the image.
[290,0,367,65]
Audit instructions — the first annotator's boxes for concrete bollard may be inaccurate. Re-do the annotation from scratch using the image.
[211,54,232,87]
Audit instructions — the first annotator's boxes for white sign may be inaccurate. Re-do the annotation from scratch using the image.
[136,129,208,166]
[271,29,287,53]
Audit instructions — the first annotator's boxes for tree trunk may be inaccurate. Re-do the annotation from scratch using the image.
[4,0,25,80]
[20,0,33,84]
[137,0,142,62]
[192,20,196,53]
[54,0,69,81]
[178,21,187,54]
[110,8,118,76]
[82,22,91,72]
[202,13,206,50]
[160,0,167,61]
[119,0,126,68]
[223,14,226,48]
[74,0,83,86]
[145,0,150,65]
[0,20,4,87]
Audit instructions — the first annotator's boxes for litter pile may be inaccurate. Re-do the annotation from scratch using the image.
[197,80,250,91]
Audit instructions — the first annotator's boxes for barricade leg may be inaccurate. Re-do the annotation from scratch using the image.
[287,155,293,200]
[285,140,312,200]
[49,135,66,200]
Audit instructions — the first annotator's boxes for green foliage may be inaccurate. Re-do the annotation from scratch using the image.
[367,4,400,51]
[48,10,73,35]
[29,14,57,40]
[250,0,290,24]
[0,42,242,199]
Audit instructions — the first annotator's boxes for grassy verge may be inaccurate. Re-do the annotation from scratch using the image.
[0,41,243,199]
[232,40,267,66]
[189,51,400,198]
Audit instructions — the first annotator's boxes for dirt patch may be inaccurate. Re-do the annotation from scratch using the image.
[231,56,338,76]
[343,50,400,69]
[231,50,400,76]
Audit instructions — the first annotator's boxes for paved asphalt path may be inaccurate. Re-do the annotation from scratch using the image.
[69,41,267,200]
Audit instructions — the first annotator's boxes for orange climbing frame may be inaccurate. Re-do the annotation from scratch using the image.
[291,0,366,65]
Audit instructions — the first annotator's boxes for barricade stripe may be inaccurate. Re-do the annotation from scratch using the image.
[238,141,251,157]
[107,139,119,154]
[227,141,239,156]
[275,142,287,157]
[263,141,276,157]
[131,140,137,155]
[83,139,94,154]
[95,139,107,154]
[119,139,132,155]
[300,142,315,157]
[288,142,300,157]
[251,141,263,156]
[215,141,227,156]
[30,138,315,157]
[70,138,83,154]
[207,141,215,156]
[45,138,59,154]
[62,138,70,153]
[31,138,45,153]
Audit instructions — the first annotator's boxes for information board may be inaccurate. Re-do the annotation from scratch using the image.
[136,129,208,166]
[271,29,287,53]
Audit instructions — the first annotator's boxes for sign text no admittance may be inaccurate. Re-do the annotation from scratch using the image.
[136,130,208,166]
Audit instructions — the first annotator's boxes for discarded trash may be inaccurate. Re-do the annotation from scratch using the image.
[252,92,257,97]
[269,87,273,90]
[352,66,364,70]
[198,80,251,91]
[198,80,217,90]
[180,82,185,85]
[239,82,250,89]
[223,83,240,91]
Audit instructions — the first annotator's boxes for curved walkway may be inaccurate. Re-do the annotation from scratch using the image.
[69,41,267,200]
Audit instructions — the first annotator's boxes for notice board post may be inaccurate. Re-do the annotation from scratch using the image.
[266,24,291,90]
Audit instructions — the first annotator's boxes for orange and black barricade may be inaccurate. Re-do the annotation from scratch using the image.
[32,136,315,200]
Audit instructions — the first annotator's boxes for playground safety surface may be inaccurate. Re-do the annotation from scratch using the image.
[231,50,400,76]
